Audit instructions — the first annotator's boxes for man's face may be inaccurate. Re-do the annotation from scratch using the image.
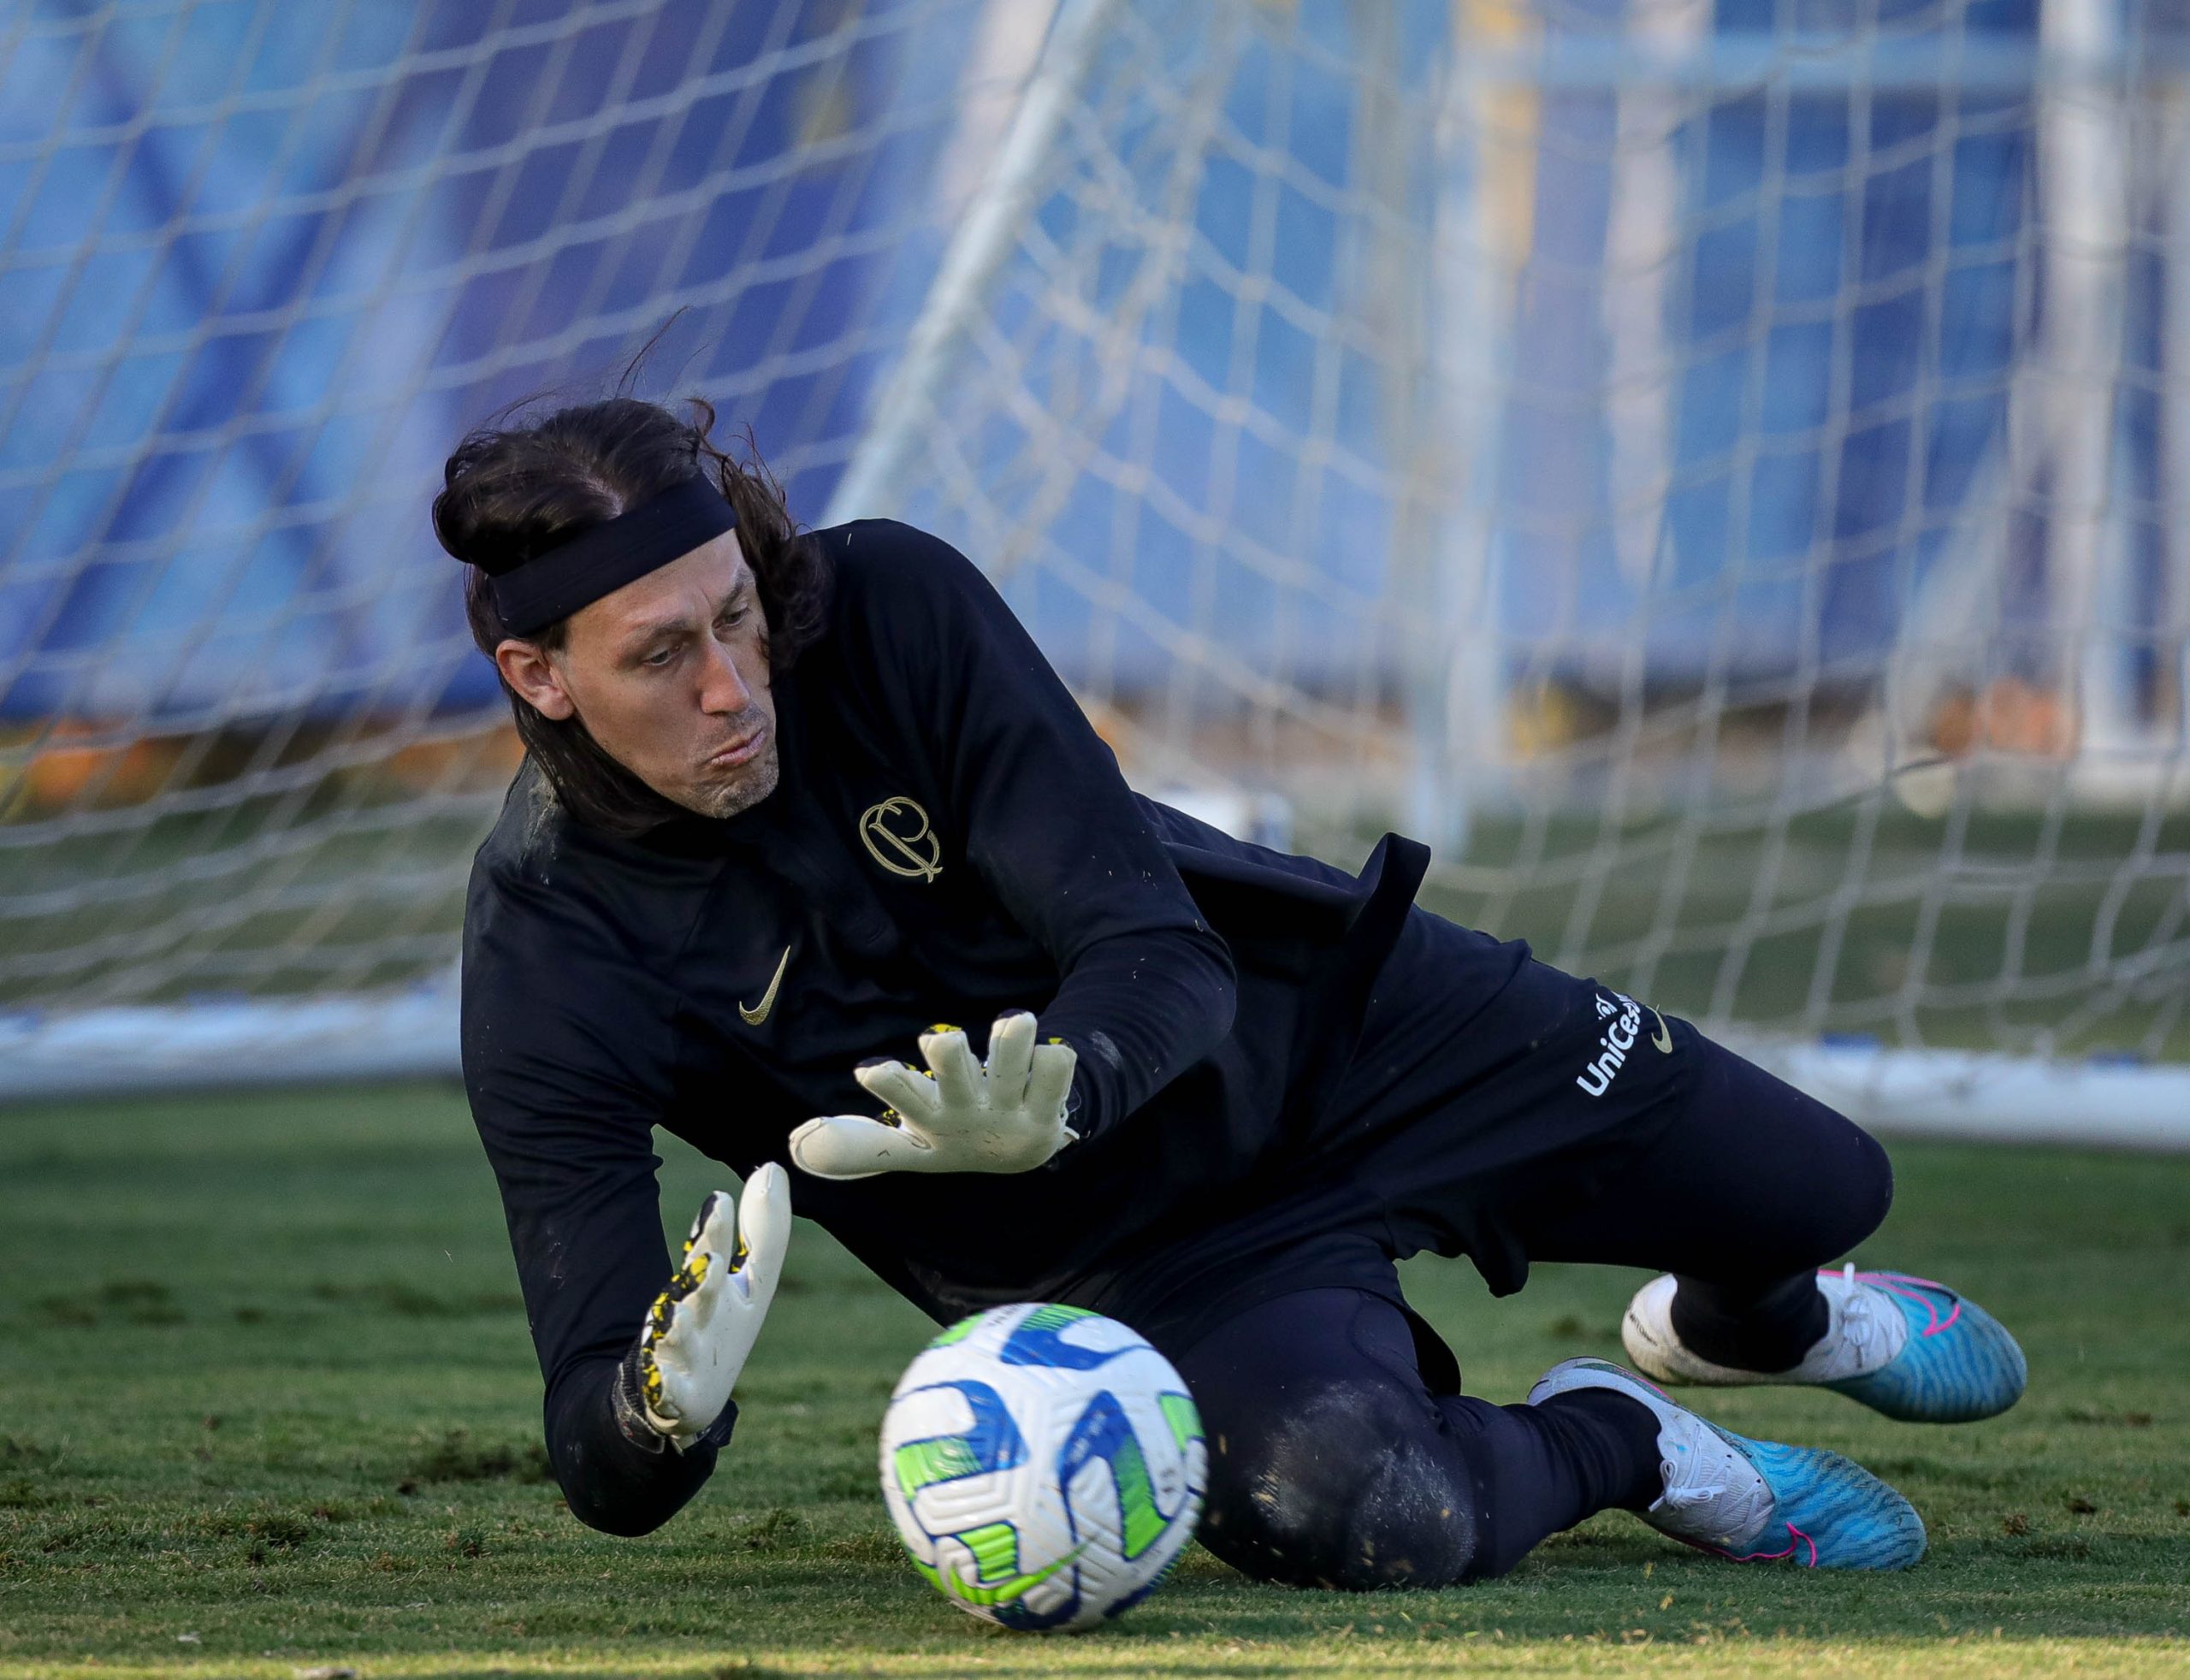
[497,531,779,819]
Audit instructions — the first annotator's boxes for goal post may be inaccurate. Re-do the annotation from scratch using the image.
[3,0,2187,1145]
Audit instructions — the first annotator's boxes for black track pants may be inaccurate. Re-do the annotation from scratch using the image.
[1175,1040,1894,1590]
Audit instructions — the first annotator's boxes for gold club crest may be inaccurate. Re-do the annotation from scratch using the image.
[859,796,942,882]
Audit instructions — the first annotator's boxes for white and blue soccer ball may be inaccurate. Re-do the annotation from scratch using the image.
[879,1303,1207,1631]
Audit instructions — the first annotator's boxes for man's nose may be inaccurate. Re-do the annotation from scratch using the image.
[698,638,755,713]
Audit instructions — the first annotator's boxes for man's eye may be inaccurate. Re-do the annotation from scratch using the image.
[642,646,677,668]
[717,606,748,630]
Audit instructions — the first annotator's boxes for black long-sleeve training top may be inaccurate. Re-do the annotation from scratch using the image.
[461,519,1448,1535]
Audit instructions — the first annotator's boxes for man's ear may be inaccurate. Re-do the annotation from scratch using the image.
[495,638,577,721]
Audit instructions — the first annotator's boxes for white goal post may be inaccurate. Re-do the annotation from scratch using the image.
[3,0,2186,1145]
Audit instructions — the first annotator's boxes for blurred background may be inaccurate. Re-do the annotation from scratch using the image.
[2,0,2186,1132]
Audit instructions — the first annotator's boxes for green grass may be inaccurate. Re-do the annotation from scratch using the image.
[0,1086,2186,1679]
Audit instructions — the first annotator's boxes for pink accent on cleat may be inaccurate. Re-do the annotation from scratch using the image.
[1825,1269,1962,1338]
[1721,1523,1819,1567]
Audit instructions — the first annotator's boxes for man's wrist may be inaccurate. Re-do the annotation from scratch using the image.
[611,1348,671,1452]
[612,1348,735,1455]
[611,1347,739,1456]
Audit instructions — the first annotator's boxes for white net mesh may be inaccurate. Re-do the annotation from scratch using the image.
[3,0,2187,1103]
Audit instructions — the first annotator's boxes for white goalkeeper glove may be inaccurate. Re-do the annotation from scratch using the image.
[787,1010,1078,1180]
[614,1164,790,1452]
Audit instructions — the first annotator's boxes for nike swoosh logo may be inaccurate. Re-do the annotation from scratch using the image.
[941,1541,1087,1609]
[1648,1007,1673,1053]
[739,946,791,1026]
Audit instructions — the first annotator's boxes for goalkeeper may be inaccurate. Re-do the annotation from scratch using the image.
[436,395,2027,1589]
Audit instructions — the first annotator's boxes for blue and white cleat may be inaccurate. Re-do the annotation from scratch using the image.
[1530,1358,1927,1571]
[1622,1265,2027,1424]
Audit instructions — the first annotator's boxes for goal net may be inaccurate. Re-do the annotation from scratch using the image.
[4,0,2187,1140]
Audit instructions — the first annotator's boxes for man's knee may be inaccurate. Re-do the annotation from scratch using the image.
[1824,1111,1895,1257]
[1197,1378,1479,1590]
[1706,1048,1897,1269]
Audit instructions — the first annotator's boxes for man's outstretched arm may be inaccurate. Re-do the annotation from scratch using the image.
[820,521,1240,1158]
[471,1093,790,1534]
[463,896,789,1535]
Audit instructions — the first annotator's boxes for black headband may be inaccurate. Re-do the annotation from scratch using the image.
[490,476,738,637]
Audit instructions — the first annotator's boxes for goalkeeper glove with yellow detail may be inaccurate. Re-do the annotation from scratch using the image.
[612,1163,790,1452]
[787,1009,1078,1180]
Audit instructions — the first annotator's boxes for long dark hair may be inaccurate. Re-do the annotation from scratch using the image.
[434,393,832,837]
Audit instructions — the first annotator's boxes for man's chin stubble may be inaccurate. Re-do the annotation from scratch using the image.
[694,748,779,819]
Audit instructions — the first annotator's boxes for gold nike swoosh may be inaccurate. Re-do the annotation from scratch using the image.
[1648,1007,1673,1053]
[739,946,791,1026]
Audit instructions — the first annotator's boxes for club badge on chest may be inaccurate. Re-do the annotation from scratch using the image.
[859,796,942,883]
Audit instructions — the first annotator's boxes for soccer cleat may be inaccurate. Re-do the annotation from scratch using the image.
[1529,1358,1927,1571]
[1621,1266,2027,1424]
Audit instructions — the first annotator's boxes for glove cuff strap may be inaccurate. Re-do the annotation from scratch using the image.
[611,1350,672,1454]
[613,1347,737,1455]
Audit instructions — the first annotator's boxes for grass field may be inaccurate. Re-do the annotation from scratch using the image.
[1,1085,2186,1679]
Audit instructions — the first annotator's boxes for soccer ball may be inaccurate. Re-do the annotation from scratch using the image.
[879,1303,1207,1631]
